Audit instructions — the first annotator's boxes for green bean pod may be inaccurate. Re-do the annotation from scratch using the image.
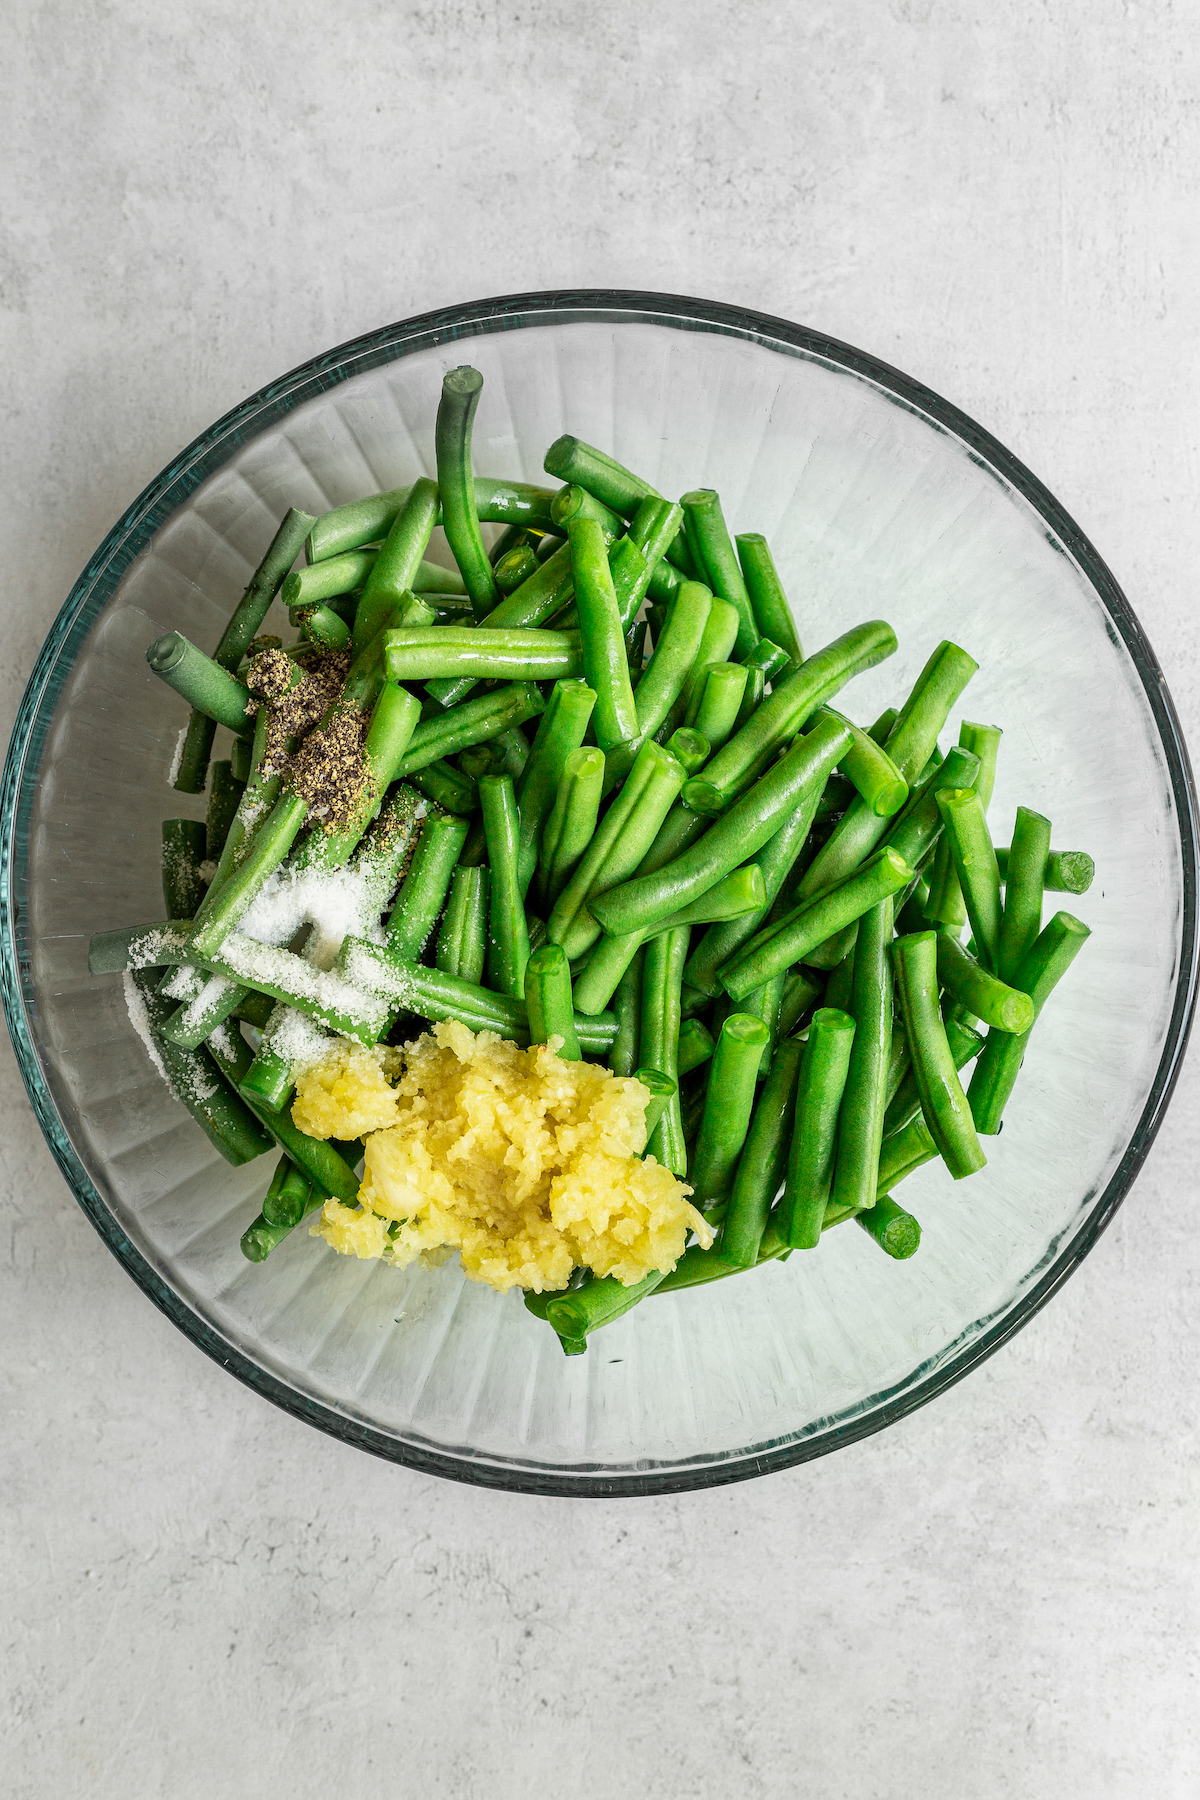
[436,367,498,620]
[778,968,824,1038]
[386,812,471,962]
[206,1024,361,1200]
[146,633,255,737]
[819,706,908,817]
[129,971,273,1165]
[717,1033,804,1267]
[935,787,1003,972]
[828,896,894,1214]
[436,864,490,985]
[687,662,748,752]
[995,846,1095,895]
[294,603,352,651]
[610,948,644,1077]
[351,477,439,652]
[680,490,758,658]
[552,483,625,540]
[734,665,766,729]
[677,1018,716,1076]
[396,682,546,777]
[537,746,606,910]
[688,1010,769,1211]
[680,620,899,816]
[479,774,531,999]
[571,864,767,1016]
[856,1196,922,1259]
[781,1007,857,1248]
[892,932,987,1179]
[967,911,1092,1134]
[524,944,581,1059]
[512,678,597,893]
[879,745,981,870]
[305,479,555,563]
[384,626,582,684]
[639,926,691,1173]
[260,1155,317,1229]
[664,728,710,776]
[568,516,640,753]
[425,542,577,709]
[604,581,713,787]
[735,532,803,664]
[882,1012,983,1138]
[998,806,1052,984]
[924,721,1003,929]
[494,544,539,593]
[162,819,207,920]
[409,760,479,815]
[541,1269,669,1352]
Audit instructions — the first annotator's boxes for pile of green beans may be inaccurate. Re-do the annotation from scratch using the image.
[100,364,1094,1353]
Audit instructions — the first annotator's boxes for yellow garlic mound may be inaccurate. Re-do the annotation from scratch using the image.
[297,1020,709,1293]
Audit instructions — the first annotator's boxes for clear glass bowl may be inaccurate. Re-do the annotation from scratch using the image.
[3,291,1195,1496]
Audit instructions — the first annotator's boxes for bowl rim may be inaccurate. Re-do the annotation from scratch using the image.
[3,287,1196,1496]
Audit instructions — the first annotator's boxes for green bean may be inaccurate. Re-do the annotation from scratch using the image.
[187,792,309,958]
[740,638,792,684]
[396,681,546,777]
[604,581,713,787]
[674,597,741,725]
[794,640,979,919]
[640,926,691,1173]
[436,864,490,984]
[206,1023,361,1200]
[571,864,767,1015]
[636,800,710,878]
[967,911,1092,1134]
[480,774,530,998]
[409,760,479,815]
[718,1034,804,1266]
[996,846,1095,895]
[818,706,908,817]
[883,1012,983,1138]
[293,603,351,651]
[664,728,710,776]
[935,788,1003,972]
[548,739,686,962]
[593,713,852,940]
[238,1047,295,1113]
[537,746,606,910]
[173,507,315,794]
[682,764,830,996]
[162,819,206,920]
[551,482,625,539]
[895,878,932,937]
[778,968,823,1038]
[681,620,898,815]
[384,625,583,684]
[648,1226,791,1293]
[781,1007,857,1247]
[734,665,765,729]
[856,1195,921,1259]
[350,477,439,653]
[869,707,899,744]
[260,1156,316,1229]
[828,896,894,1214]
[490,726,529,784]
[282,548,464,608]
[875,1113,938,1196]
[892,932,986,1179]
[90,920,191,973]
[305,479,555,563]
[627,496,686,588]
[514,679,597,894]
[880,745,981,870]
[494,544,539,594]
[543,435,694,576]
[823,949,856,1015]
[541,1268,669,1352]
[737,970,784,1081]
[128,971,272,1165]
[425,543,577,709]
[647,556,683,605]
[391,591,438,632]
[568,517,639,753]
[735,533,803,664]
[241,1185,328,1260]
[719,846,914,1002]
[677,1018,716,1076]
[610,948,643,1076]
[924,721,1002,929]
[146,633,255,737]
[386,811,470,963]
[687,663,748,752]
[690,1012,770,1212]
[680,490,758,658]
[436,368,497,620]
[524,944,581,1058]
[340,939,618,1052]
[997,807,1052,984]
[633,1068,677,1149]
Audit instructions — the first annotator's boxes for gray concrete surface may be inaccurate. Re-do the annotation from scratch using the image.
[3,2,1199,1794]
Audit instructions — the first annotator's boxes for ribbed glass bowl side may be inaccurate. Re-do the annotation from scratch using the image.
[2,291,1195,1496]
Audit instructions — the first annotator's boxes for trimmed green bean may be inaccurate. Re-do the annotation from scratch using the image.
[516,681,598,894]
[967,911,1092,1134]
[306,479,555,563]
[543,436,695,578]
[605,581,713,787]
[384,625,582,684]
[396,681,546,777]
[936,787,1003,972]
[260,1156,316,1228]
[610,948,643,1077]
[436,864,490,984]
[778,968,823,1038]
[996,846,1095,895]
[524,944,581,1058]
[737,970,784,1081]
[734,665,765,729]
[717,1034,804,1266]
[129,970,272,1165]
[187,792,309,958]
[162,819,206,920]
[690,1012,770,1213]
[494,544,539,594]
[781,1006,858,1247]
[351,477,439,652]
[892,932,986,1179]
[680,490,758,659]
[735,532,803,664]
[239,1047,295,1113]
[856,1195,922,1259]
[632,1068,676,1149]
[677,1018,715,1076]
[294,603,351,651]
[880,745,981,870]
[552,482,625,539]
[883,1013,983,1138]
[425,542,577,709]
[146,633,255,737]
[386,811,470,963]
[719,846,914,1002]
[537,746,606,910]
[206,1023,361,1200]
[998,807,1052,984]
[664,728,710,776]
[924,721,1003,929]
[409,760,478,815]
[681,620,898,816]
[829,896,894,1214]
[571,864,767,1016]
[436,368,497,620]
[299,680,423,874]
[640,926,691,1173]
[480,774,531,998]
[569,517,639,753]
[741,638,792,683]
[592,713,852,940]
[687,663,748,752]
[547,739,686,962]
[542,1268,669,1351]
[819,707,908,818]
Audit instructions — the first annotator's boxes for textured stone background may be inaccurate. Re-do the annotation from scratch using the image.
[4,3,1199,1794]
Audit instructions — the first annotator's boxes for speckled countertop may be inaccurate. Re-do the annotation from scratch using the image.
[4,4,1199,1795]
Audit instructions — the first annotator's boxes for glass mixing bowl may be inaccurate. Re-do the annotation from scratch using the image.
[3,291,1195,1496]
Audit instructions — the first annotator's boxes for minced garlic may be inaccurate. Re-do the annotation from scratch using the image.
[293,1022,710,1294]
